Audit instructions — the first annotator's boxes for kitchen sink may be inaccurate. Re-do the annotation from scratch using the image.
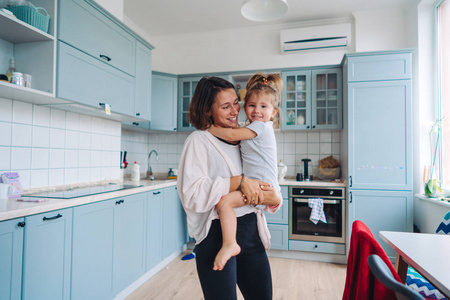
[24,183,143,199]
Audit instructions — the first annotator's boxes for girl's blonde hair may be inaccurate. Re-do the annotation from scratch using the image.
[244,73,283,123]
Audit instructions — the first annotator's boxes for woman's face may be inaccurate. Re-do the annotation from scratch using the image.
[210,89,240,128]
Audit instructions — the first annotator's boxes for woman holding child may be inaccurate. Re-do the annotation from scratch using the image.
[177,74,282,300]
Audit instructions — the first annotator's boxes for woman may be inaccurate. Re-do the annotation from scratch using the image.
[177,76,281,300]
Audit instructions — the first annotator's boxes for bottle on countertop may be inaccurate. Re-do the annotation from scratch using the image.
[5,57,16,82]
[131,161,140,182]
[277,160,287,181]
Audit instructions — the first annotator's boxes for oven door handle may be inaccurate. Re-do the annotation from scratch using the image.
[293,198,338,204]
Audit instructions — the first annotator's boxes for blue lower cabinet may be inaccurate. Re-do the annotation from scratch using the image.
[267,224,289,250]
[113,193,146,294]
[146,189,163,271]
[0,218,24,300]
[72,200,115,300]
[264,200,289,224]
[162,186,187,258]
[22,209,72,300]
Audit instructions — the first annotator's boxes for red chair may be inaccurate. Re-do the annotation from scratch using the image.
[342,220,401,300]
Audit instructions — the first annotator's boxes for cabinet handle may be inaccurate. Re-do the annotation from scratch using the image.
[133,122,139,126]
[153,191,161,195]
[349,192,353,203]
[349,176,352,187]
[43,214,62,221]
[99,54,111,62]
[173,128,177,131]
[307,126,310,128]
[115,200,125,205]
[136,113,140,116]
[18,222,26,227]
[116,200,121,205]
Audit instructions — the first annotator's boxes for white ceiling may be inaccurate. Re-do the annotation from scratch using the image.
[123,0,413,37]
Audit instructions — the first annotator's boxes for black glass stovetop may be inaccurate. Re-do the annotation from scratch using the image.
[24,184,143,199]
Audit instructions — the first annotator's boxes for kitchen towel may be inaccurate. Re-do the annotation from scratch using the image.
[308,198,327,224]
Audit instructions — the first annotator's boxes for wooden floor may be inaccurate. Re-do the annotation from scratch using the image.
[127,251,347,300]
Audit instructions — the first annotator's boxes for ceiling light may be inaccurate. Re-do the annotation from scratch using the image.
[241,0,288,22]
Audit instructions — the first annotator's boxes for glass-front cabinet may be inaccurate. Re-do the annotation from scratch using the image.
[282,68,342,130]
[178,76,201,131]
[282,70,311,129]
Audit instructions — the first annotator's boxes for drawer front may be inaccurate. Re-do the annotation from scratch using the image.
[347,53,412,82]
[264,200,288,225]
[57,42,135,116]
[289,240,346,255]
[58,0,135,75]
[267,224,288,250]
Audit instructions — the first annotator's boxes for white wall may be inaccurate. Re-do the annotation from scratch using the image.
[95,0,124,21]
[352,8,409,52]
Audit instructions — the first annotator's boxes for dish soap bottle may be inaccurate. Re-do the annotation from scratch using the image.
[277,160,287,181]
[131,161,140,183]
[5,57,16,82]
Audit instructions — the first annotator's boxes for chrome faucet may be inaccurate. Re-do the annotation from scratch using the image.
[147,150,159,180]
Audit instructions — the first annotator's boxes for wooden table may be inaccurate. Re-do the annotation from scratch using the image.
[380,231,450,298]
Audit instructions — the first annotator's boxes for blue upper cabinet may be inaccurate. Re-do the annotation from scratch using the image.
[58,0,135,76]
[0,218,24,300]
[282,68,342,130]
[134,41,152,121]
[151,72,178,131]
[22,209,72,300]
[178,76,201,131]
[344,50,413,190]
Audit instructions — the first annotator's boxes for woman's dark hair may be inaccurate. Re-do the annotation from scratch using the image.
[188,76,235,130]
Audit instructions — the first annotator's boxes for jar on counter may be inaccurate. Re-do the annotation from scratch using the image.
[10,72,24,86]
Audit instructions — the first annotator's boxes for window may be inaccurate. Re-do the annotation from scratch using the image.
[438,0,450,189]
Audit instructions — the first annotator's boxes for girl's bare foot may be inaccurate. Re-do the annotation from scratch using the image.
[213,243,241,271]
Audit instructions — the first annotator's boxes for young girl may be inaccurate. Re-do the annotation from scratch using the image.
[208,73,283,271]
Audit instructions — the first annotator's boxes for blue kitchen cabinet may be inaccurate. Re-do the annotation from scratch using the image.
[151,72,178,131]
[113,193,146,294]
[282,68,342,130]
[72,194,146,298]
[347,80,412,191]
[265,186,288,250]
[146,189,164,270]
[0,218,24,300]
[22,209,72,300]
[162,186,188,258]
[178,76,201,131]
[57,41,135,116]
[134,41,152,121]
[343,49,415,257]
[57,0,136,76]
[72,199,115,300]
[347,189,413,259]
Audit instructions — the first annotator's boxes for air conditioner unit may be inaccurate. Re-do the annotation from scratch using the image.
[280,23,351,53]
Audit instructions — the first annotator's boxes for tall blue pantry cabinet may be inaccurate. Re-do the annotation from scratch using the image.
[342,49,414,259]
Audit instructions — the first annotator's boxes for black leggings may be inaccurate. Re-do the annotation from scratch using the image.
[195,213,273,300]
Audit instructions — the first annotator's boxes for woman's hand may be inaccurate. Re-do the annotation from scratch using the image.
[258,186,282,207]
[240,177,264,205]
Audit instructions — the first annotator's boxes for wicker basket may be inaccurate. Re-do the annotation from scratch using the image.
[7,4,50,33]
[317,166,341,180]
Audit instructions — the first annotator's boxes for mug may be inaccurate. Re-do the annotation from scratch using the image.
[0,183,12,200]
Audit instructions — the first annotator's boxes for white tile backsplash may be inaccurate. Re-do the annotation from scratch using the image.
[0,122,12,146]
[32,126,50,148]
[33,106,50,127]
[121,128,342,178]
[1,99,122,189]
[12,124,32,147]
[12,101,32,124]
[0,98,12,122]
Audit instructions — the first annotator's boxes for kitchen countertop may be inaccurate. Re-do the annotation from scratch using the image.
[0,177,346,222]
[0,179,177,222]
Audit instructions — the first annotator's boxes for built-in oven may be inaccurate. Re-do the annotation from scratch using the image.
[289,186,346,244]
